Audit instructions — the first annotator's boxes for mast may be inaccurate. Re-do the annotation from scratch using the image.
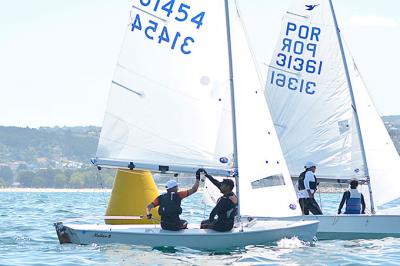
[328,0,375,213]
[224,0,240,216]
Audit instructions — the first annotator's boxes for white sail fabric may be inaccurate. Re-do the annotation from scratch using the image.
[97,1,233,170]
[201,177,233,207]
[229,3,300,217]
[264,0,364,180]
[349,61,400,207]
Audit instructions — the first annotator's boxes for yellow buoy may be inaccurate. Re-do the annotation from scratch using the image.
[105,169,160,224]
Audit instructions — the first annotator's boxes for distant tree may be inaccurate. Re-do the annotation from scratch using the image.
[70,172,85,188]
[0,166,13,185]
[18,171,35,187]
[17,164,28,171]
[84,172,98,188]
[54,173,67,188]
[0,177,5,187]
[31,175,45,187]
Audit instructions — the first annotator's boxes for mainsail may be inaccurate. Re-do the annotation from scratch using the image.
[96,1,233,172]
[265,0,364,180]
[265,0,400,208]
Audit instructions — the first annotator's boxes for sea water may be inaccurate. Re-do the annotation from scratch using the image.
[1,191,400,265]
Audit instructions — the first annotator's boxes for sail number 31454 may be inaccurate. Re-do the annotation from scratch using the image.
[131,0,206,55]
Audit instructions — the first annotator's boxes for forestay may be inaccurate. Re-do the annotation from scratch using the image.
[96,0,234,172]
[265,0,364,180]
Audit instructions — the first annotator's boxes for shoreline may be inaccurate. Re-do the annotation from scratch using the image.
[0,187,112,193]
[0,187,344,193]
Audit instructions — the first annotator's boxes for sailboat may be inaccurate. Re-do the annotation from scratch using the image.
[263,0,400,239]
[54,0,318,249]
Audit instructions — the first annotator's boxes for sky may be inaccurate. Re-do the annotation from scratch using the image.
[0,0,399,127]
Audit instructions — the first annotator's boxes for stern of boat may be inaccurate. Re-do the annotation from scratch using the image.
[54,222,72,244]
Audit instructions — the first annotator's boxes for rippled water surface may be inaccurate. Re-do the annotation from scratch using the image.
[1,191,400,265]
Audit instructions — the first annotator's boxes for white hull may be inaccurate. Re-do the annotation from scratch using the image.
[262,215,400,240]
[54,220,318,250]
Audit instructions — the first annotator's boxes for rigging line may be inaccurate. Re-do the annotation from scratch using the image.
[112,81,144,97]
[234,0,265,91]
[131,5,167,22]
[96,167,108,207]
[342,38,381,114]
[317,188,323,212]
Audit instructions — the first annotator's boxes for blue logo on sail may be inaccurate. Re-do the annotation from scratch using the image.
[305,4,319,11]
[219,157,229,164]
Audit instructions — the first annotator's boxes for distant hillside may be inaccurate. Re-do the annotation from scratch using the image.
[1,116,400,167]
[382,115,400,125]
[0,117,399,188]
[383,116,400,152]
[0,126,100,165]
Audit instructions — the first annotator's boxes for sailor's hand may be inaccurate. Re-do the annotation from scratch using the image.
[146,213,152,219]
[196,168,204,180]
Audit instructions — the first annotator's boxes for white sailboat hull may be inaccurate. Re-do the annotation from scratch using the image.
[54,220,318,250]
[262,215,400,240]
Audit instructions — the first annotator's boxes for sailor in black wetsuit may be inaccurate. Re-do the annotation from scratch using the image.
[200,170,238,232]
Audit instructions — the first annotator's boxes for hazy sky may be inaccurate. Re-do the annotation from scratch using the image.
[0,0,399,127]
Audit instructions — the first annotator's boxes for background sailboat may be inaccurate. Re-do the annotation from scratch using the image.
[54,0,318,249]
[263,0,400,239]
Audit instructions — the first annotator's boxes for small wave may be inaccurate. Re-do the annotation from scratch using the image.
[277,236,306,249]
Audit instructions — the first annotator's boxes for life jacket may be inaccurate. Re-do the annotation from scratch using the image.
[298,171,307,190]
[220,193,238,222]
[298,170,318,190]
[345,189,362,214]
[158,192,182,221]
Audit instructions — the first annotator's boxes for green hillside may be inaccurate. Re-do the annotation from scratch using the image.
[0,115,399,188]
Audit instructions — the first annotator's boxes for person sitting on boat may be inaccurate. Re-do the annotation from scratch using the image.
[200,170,238,232]
[338,179,366,215]
[146,170,201,231]
[297,161,323,215]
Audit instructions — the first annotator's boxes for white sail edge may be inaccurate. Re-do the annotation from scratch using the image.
[91,157,233,176]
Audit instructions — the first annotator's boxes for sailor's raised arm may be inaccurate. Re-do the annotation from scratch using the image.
[204,170,222,189]
[186,169,201,196]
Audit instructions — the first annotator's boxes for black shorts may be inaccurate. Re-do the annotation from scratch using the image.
[200,219,233,232]
[161,219,188,231]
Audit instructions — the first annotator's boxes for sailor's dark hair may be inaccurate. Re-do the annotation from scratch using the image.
[222,179,234,190]
[350,179,358,189]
